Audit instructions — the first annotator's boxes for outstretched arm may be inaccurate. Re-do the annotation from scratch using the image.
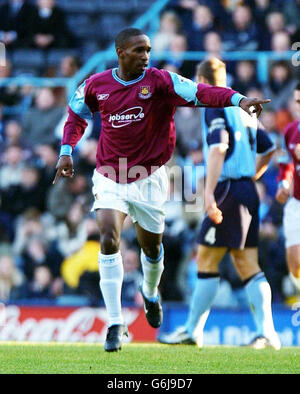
[162,70,271,116]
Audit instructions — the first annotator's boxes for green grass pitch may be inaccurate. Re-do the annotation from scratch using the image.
[0,342,299,374]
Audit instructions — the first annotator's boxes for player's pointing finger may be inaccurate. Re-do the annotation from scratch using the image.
[53,168,62,185]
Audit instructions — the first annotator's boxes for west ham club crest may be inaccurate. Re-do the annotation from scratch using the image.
[139,86,152,99]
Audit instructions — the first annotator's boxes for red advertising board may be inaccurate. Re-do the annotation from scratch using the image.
[0,305,157,342]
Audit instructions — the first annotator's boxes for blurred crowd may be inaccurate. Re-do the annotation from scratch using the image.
[1,0,300,307]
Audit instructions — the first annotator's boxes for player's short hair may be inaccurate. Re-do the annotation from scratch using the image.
[115,28,146,49]
[295,82,300,91]
[196,57,226,85]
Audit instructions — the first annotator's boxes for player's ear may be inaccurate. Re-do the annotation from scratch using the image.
[116,47,124,58]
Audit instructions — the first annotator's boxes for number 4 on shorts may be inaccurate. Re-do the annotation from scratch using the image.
[204,227,216,245]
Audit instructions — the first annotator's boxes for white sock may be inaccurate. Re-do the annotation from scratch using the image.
[99,251,124,327]
[245,272,277,338]
[289,272,300,292]
[140,245,164,300]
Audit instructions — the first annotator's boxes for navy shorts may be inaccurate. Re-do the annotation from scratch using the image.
[197,178,259,249]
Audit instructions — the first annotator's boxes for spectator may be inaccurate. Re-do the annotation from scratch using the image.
[0,120,30,156]
[263,60,297,111]
[253,0,277,31]
[34,142,59,192]
[12,207,57,266]
[0,0,35,48]
[152,10,182,53]
[55,202,88,258]
[57,55,81,78]
[29,0,73,49]
[27,265,53,299]
[60,217,100,302]
[184,4,217,51]
[166,0,198,32]
[47,171,92,220]
[162,33,196,79]
[232,60,260,95]
[53,55,82,103]
[222,4,260,51]
[0,254,25,301]
[260,11,287,50]
[282,0,300,36]
[0,61,22,106]
[22,87,64,147]
[270,30,291,53]
[203,31,222,60]
[1,165,48,215]
[0,143,25,190]
[21,236,53,279]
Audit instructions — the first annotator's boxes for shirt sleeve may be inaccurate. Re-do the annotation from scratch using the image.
[68,78,98,119]
[61,78,98,149]
[204,108,229,148]
[256,128,276,155]
[160,70,240,108]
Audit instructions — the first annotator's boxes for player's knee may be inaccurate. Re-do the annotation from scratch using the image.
[142,244,161,260]
[100,231,120,254]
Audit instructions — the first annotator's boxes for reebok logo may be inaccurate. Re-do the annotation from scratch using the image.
[108,106,145,128]
[97,93,109,100]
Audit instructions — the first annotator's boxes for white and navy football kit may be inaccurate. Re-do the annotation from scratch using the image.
[198,107,275,249]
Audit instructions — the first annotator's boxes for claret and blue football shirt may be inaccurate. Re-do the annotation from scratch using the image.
[62,67,243,183]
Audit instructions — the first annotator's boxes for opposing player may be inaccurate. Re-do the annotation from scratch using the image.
[53,28,271,352]
[158,58,281,350]
[276,83,300,295]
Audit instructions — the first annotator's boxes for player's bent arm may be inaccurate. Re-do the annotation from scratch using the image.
[253,150,275,181]
[205,130,228,224]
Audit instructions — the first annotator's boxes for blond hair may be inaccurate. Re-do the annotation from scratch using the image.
[196,57,226,86]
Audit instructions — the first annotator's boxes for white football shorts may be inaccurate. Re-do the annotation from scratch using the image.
[91,166,169,234]
[283,197,300,248]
